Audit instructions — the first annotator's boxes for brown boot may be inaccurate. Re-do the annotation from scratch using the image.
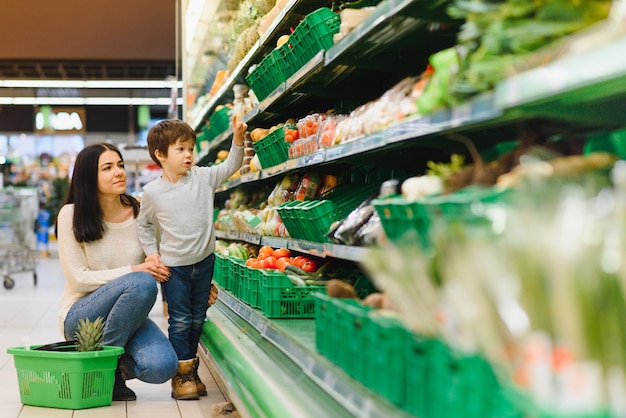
[171,359,199,400]
[192,357,207,396]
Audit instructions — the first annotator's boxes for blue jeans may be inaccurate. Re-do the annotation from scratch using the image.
[64,272,178,384]
[162,253,214,360]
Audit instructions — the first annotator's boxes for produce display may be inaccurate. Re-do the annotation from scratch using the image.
[214,171,340,237]
[213,240,373,318]
[445,0,613,102]
[361,145,626,416]
[187,0,626,415]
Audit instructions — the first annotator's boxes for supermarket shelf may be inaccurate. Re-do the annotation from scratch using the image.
[244,0,460,127]
[197,129,233,166]
[495,26,626,111]
[193,0,626,154]
[206,96,494,170]
[216,230,262,245]
[211,90,502,178]
[209,28,626,171]
[190,0,341,131]
[200,299,354,418]
[201,290,414,418]
[216,230,368,262]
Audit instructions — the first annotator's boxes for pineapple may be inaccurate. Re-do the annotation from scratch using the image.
[74,316,105,352]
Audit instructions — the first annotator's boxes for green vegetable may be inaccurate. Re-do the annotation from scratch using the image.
[286,274,306,287]
[305,279,330,286]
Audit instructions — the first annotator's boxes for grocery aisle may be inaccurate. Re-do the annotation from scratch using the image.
[0,243,233,418]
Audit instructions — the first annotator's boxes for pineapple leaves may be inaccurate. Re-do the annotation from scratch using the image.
[74,316,105,352]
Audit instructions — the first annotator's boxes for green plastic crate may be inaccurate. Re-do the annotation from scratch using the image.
[342,301,375,383]
[245,45,293,102]
[289,8,340,68]
[364,314,412,407]
[228,257,246,298]
[270,43,296,82]
[374,186,511,247]
[259,269,324,318]
[7,345,124,410]
[212,252,229,287]
[249,267,262,309]
[209,107,231,138]
[314,293,336,358]
[404,335,435,417]
[252,126,291,169]
[372,196,432,248]
[276,183,378,243]
[240,264,262,309]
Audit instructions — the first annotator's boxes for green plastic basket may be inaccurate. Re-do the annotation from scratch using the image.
[213,252,229,288]
[228,257,246,298]
[372,196,432,248]
[240,264,261,308]
[245,45,294,102]
[209,107,231,138]
[289,8,341,68]
[259,269,324,318]
[314,293,337,358]
[374,186,511,247]
[276,182,378,243]
[363,314,412,407]
[252,126,291,169]
[270,43,296,82]
[7,345,124,410]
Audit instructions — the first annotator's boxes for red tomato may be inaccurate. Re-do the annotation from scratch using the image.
[245,258,256,267]
[264,256,278,269]
[292,256,308,268]
[273,248,291,259]
[276,257,291,273]
[258,245,274,259]
[301,260,317,273]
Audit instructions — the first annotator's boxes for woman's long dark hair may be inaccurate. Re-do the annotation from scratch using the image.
[62,143,139,243]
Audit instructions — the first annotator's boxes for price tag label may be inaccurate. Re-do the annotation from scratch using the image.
[324,143,348,161]
[323,370,336,387]
[451,103,471,126]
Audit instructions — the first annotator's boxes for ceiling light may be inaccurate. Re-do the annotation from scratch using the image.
[0,97,183,106]
[0,79,183,89]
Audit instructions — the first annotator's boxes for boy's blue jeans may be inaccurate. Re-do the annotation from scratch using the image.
[162,253,214,361]
[64,272,178,384]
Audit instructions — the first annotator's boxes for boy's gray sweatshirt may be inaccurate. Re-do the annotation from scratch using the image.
[137,142,243,266]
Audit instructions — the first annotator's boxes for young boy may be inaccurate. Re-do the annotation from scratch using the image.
[138,117,245,400]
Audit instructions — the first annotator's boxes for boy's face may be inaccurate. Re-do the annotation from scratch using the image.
[159,137,195,176]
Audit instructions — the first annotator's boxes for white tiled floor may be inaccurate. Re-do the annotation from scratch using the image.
[0,243,231,418]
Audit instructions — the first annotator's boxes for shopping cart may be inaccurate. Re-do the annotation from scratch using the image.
[0,188,38,289]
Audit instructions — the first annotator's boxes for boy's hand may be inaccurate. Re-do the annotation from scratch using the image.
[232,115,247,147]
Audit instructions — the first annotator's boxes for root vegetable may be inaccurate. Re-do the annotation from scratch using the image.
[326,279,358,299]
[362,292,385,308]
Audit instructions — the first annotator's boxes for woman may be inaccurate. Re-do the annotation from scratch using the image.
[56,143,178,401]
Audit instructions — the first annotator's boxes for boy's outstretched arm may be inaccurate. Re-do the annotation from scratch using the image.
[232,115,247,147]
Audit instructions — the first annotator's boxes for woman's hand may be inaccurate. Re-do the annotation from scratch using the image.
[132,260,170,282]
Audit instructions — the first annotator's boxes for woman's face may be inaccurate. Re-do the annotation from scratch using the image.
[97,150,127,196]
